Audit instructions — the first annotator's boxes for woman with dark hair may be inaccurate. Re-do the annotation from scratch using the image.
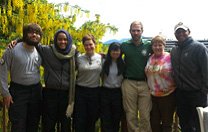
[39,29,78,132]
[100,42,125,132]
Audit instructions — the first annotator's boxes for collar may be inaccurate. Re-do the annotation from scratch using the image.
[129,39,145,46]
[177,37,193,48]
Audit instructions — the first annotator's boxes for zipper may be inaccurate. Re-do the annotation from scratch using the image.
[179,47,183,89]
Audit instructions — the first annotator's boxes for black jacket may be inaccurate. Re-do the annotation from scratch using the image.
[37,44,79,90]
[171,37,208,93]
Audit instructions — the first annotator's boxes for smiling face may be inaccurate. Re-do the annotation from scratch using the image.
[57,32,68,50]
[152,42,165,57]
[23,23,42,46]
[25,31,41,46]
[175,28,190,43]
[84,39,95,56]
[110,49,121,61]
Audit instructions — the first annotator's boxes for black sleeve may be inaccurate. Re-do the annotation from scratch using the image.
[16,38,23,43]
[75,49,80,59]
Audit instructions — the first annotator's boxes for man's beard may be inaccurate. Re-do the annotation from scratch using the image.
[25,36,40,46]
[132,35,141,41]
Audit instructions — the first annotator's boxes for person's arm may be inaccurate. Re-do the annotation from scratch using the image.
[75,49,81,59]
[7,38,22,49]
[198,44,208,93]
[75,49,81,70]
[0,49,14,107]
[8,38,46,53]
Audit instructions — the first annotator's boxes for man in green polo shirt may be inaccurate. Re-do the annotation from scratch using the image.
[121,21,153,132]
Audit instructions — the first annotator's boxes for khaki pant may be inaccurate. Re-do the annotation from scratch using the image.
[121,79,152,132]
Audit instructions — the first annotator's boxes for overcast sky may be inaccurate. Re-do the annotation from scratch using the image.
[47,0,208,42]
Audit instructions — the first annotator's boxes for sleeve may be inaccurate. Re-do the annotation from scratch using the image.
[145,56,151,77]
[35,43,47,57]
[16,38,23,43]
[0,49,12,97]
[198,45,208,93]
[75,50,81,70]
[36,43,50,66]
[148,41,154,55]
[75,49,81,59]
[100,58,106,79]
[121,42,126,54]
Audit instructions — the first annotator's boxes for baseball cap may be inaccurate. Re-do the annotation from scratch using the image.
[174,22,189,33]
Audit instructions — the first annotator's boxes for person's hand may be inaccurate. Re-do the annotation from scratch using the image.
[99,52,106,58]
[3,96,14,108]
[7,40,18,49]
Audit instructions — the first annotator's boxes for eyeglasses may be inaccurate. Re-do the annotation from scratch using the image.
[29,31,40,35]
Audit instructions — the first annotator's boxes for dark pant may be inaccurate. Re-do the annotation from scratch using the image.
[74,85,100,132]
[9,82,42,132]
[42,88,71,132]
[100,87,123,132]
[120,112,128,132]
[150,92,176,132]
[176,89,207,132]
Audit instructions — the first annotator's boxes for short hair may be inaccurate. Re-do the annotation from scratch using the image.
[130,21,143,31]
[151,35,166,46]
[82,33,97,45]
[23,23,42,42]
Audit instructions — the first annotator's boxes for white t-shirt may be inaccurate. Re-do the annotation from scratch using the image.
[76,53,102,88]
[103,61,123,88]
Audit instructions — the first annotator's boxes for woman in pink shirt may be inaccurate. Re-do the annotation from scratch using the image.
[145,35,176,132]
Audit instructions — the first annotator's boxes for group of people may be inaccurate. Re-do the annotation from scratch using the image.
[0,20,207,132]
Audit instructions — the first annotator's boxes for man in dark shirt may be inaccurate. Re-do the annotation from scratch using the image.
[121,21,152,132]
[171,22,208,132]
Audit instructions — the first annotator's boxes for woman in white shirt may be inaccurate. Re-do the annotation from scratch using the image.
[100,42,125,132]
[74,34,102,132]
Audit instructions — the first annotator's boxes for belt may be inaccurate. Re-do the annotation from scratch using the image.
[124,77,146,81]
